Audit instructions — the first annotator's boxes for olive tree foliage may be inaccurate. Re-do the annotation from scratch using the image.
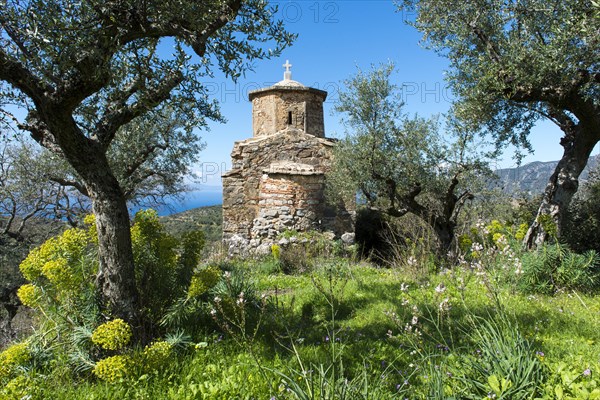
[0,0,294,327]
[45,104,205,208]
[328,64,489,254]
[397,0,600,247]
[1,105,199,239]
[0,136,85,239]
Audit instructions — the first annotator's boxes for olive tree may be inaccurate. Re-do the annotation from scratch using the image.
[1,104,200,239]
[0,136,83,239]
[0,0,293,327]
[397,0,600,246]
[328,64,489,254]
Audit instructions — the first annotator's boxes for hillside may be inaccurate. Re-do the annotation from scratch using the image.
[493,154,600,195]
[160,204,222,244]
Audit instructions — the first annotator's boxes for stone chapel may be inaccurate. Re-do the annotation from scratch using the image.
[222,61,353,254]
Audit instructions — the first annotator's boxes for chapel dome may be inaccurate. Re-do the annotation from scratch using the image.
[272,78,306,88]
[248,60,326,138]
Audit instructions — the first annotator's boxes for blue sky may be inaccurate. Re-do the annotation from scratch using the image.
[190,0,585,193]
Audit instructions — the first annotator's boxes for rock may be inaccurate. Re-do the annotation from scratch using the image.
[341,232,355,245]
[255,243,272,255]
[278,238,290,246]
[279,206,291,214]
[226,234,250,257]
[260,209,279,218]
[322,231,336,241]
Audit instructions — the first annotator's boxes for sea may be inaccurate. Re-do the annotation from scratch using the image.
[131,188,223,216]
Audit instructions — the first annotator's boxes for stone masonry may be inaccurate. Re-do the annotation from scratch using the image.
[222,61,353,254]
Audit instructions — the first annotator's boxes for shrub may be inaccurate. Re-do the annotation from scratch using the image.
[211,269,260,314]
[188,265,222,298]
[14,209,206,381]
[91,319,133,351]
[0,342,31,380]
[179,230,206,283]
[563,169,600,253]
[140,340,173,372]
[131,209,180,321]
[520,244,600,294]
[130,209,206,326]
[18,224,98,331]
[455,316,546,399]
[278,243,315,274]
[270,244,281,260]
[16,283,41,308]
[460,219,525,255]
[276,230,354,274]
[93,355,132,383]
[0,375,39,399]
[19,227,95,288]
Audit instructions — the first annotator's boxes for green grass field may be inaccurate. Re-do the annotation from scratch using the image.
[5,254,598,399]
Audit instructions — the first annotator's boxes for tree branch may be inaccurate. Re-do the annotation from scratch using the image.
[95,71,183,149]
[122,169,173,199]
[386,183,426,218]
[15,193,45,235]
[20,114,65,155]
[0,48,51,104]
[1,198,17,236]
[47,176,89,197]
[451,190,474,225]
[122,142,168,182]
[58,0,243,110]
[468,22,502,64]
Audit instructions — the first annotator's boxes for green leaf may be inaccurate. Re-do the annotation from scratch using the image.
[555,384,564,399]
[488,374,501,394]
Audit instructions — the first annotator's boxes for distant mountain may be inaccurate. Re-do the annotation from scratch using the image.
[493,154,600,196]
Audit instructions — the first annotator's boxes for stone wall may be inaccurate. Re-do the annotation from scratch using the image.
[252,173,325,242]
[222,129,353,254]
[250,89,326,138]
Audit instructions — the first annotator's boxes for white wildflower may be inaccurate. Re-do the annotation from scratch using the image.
[435,283,446,294]
[471,242,484,253]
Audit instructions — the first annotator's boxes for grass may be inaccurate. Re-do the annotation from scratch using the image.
[4,252,600,399]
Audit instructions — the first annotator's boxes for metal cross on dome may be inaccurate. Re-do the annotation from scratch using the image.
[283,60,292,80]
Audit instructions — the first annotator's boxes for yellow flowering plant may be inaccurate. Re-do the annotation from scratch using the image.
[271,244,281,259]
[17,222,99,334]
[0,375,38,399]
[0,342,31,380]
[16,284,41,308]
[14,208,205,382]
[188,265,222,298]
[141,340,173,372]
[91,319,133,351]
[83,213,98,244]
[131,209,206,323]
[93,355,131,383]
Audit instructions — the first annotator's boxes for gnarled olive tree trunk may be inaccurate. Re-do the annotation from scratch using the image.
[525,123,600,247]
[48,117,140,326]
[86,174,139,325]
